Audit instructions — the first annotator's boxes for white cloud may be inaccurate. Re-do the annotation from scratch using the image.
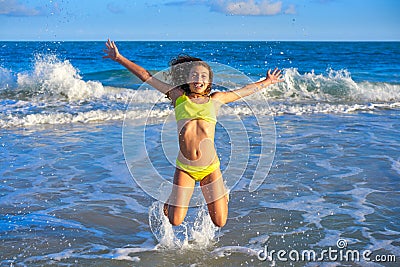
[284,4,296,14]
[223,0,282,16]
[0,0,43,16]
[166,0,288,16]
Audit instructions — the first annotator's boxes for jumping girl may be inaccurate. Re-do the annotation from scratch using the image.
[103,39,283,227]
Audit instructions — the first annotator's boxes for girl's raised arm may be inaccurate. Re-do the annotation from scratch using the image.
[103,39,174,95]
[212,68,284,104]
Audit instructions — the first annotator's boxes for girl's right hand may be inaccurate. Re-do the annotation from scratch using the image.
[103,39,121,61]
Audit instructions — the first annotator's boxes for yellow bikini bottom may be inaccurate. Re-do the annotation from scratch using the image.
[175,159,220,181]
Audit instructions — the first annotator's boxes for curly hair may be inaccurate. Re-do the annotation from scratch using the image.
[169,54,213,96]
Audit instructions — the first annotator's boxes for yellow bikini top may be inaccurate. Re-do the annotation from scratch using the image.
[174,94,217,124]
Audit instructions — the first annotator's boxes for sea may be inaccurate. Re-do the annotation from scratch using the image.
[0,41,399,266]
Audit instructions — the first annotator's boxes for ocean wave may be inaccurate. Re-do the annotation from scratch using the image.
[1,100,399,128]
[14,54,107,101]
[260,68,400,103]
[1,54,400,128]
[2,54,400,104]
[0,110,127,128]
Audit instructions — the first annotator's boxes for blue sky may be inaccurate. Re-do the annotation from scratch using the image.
[0,0,399,41]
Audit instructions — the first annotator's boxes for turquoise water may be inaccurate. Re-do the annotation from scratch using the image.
[1,41,399,266]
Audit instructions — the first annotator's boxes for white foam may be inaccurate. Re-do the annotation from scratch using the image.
[16,54,106,101]
[189,205,219,247]
[149,201,219,250]
[0,108,173,128]
[0,110,123,127]
[24,244,146,264]
[210,245,260,258]
[1,99,399,128]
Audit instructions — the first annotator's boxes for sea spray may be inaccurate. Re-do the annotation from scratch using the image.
[149,201,219,250]
[0,66,15,90]
[16,54,105,101]
[190,204,219,247]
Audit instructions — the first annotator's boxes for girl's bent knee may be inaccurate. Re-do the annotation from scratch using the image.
[210,212,227,227]
[213,217,227,228]
[167,207,187,226]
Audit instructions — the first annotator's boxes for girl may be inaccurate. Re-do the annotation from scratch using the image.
[103,39,283,227]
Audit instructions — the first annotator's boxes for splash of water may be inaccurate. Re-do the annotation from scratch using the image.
[148,201,219,250]
[15,54,105,101]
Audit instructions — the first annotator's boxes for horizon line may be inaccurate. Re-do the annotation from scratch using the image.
[1,39,399,42]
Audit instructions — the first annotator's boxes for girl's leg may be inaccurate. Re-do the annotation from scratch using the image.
[164,168,195,226]
[200,168,228,227]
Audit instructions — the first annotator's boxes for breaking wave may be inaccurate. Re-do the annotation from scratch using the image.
[1,54,399,128]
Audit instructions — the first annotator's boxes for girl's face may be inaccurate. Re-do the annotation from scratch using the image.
[187,65,210,95]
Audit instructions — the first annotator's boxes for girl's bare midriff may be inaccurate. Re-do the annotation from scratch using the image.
[176,119,218,167]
